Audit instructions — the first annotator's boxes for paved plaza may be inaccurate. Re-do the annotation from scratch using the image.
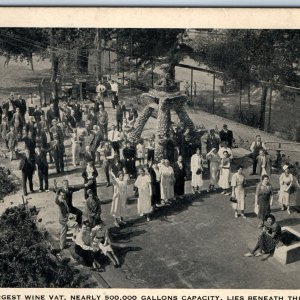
[1,88,300,288]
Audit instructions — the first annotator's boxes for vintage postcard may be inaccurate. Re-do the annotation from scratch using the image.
[0,7,300,297]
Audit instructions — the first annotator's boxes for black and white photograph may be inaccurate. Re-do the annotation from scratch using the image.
[1,7,300,290]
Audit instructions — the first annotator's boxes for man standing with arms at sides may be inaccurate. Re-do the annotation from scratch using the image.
[219,124,234,149]
[250,135,266,175]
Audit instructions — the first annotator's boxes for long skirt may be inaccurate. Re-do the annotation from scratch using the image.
[233,185,245,211]
[209,162,219,186]
[279,189,290,206]
[218,169,230,189]
[258,232,279,253]
[174,177,185,195]
[191,172,203,187]
[258,196,271,221]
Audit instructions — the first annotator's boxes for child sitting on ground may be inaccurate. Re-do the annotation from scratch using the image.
[90,218,120,267]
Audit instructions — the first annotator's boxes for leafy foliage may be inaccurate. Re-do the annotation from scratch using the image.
[0,167,17,200]
[0,205,85,287]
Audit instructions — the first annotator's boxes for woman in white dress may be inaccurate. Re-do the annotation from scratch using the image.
[159,159,175,204]
[190,148,204,194]
[218,150,231,195]
[231,165,246,219]
[206,148,221,192]
[279,165,294,214]
[110,171,129,227]
[134,168,152,221]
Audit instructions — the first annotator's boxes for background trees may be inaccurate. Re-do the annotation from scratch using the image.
[190,29,300,129]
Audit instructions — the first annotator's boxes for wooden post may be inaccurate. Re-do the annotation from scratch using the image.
[212,73,216,114]
[268,85,273,132]
[95,28,102,80]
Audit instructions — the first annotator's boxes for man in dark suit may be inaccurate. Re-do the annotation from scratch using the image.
[89,126,103,164]
[17,149,36,196]
[206,129,220,153]
[52,134,65,174]
[219,124,234,148]
[115,103,123,132]
[54,179,89,227]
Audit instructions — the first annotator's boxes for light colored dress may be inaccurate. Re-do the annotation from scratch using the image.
[279,173,294,206]
[135,174,152,215]
[206,152,220,186]
[159,165,175,200]
[190,154,203,187]
[136,143,145,159]
[231,172,246,211]
[218,157,231,189]
[111,176,129,218]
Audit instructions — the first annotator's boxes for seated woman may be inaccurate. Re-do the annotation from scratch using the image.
[244,214,281,257]
[90,218,120,267]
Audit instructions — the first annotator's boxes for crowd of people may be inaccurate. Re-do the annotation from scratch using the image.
[1,80,300,269]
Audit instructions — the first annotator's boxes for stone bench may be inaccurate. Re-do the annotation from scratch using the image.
[274,226,300,265]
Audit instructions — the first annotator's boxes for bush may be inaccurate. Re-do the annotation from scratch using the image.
[0,205,86,287]
[0,167,18,200]
[233,104,260,127]
[192,92,228,117]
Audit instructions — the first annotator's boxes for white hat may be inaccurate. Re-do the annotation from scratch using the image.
[283,165,289,171]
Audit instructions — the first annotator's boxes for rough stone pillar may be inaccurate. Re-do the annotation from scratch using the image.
[174,105,195,132]
[128,104,155,144]
[155,97,171,161]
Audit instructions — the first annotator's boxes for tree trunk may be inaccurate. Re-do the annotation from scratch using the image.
[29,53,34,73]
[259,84,268,130]
[77,47,89,74]
[95,28,102,81]
[50,29,59,118]
[174,105,195,132]
[248,83,251,108]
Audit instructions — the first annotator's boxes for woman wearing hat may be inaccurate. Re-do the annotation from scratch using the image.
[110,170,129,227]
[279,165,294,214]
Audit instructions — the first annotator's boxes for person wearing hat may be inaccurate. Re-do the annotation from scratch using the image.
[219,124,233,149]
[107,124,121,156]
[279,165,294,214]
